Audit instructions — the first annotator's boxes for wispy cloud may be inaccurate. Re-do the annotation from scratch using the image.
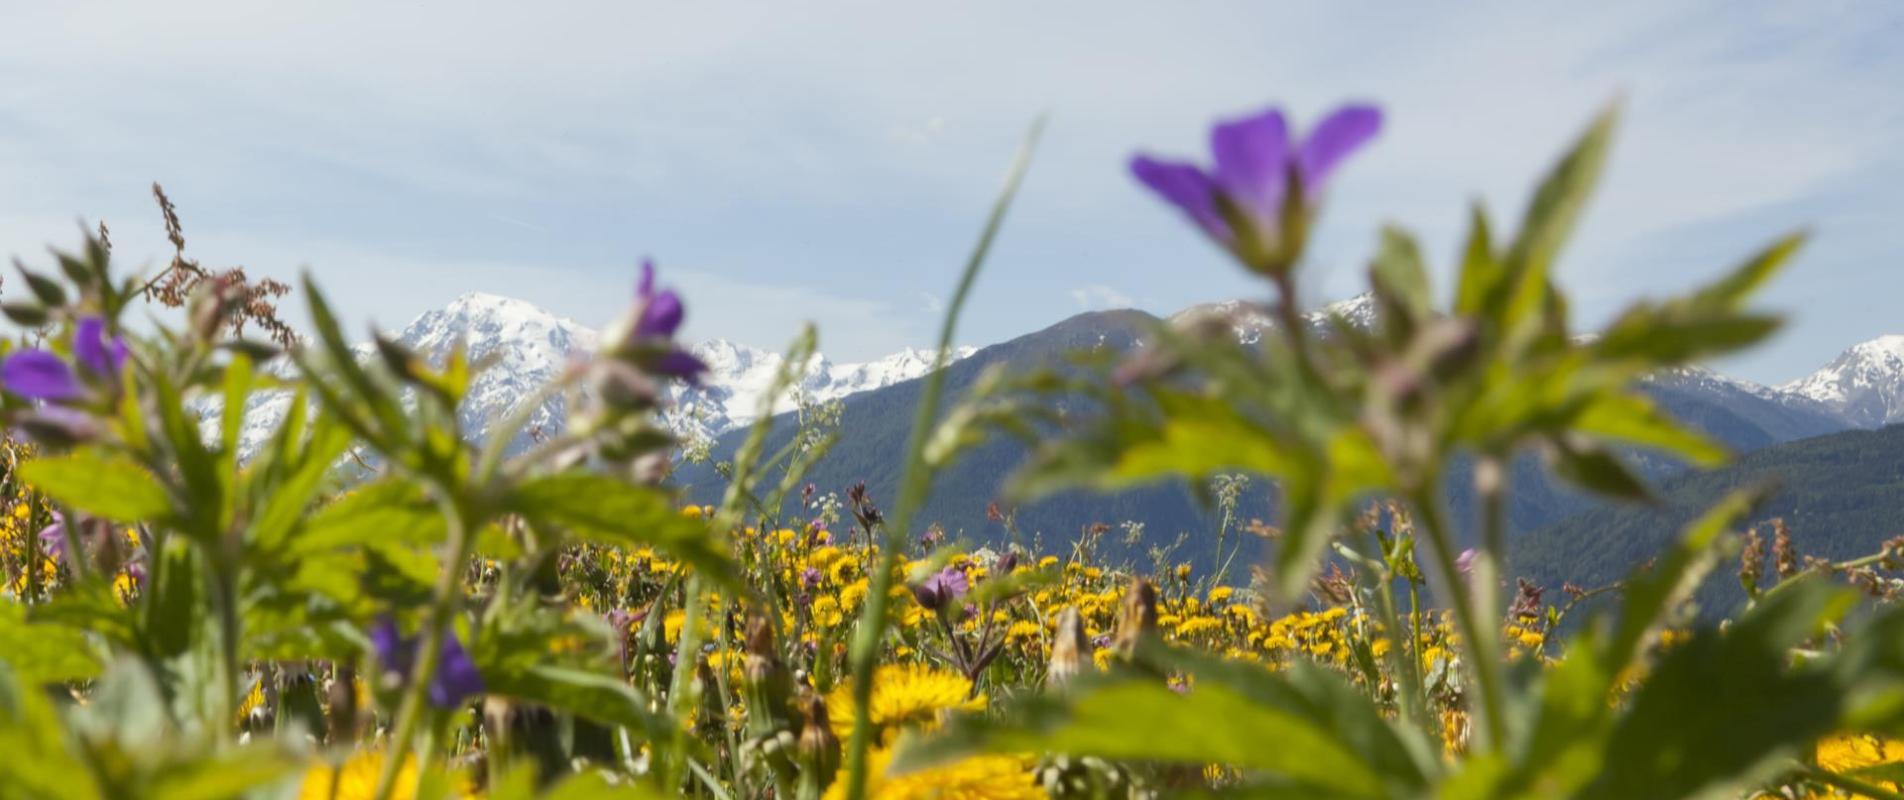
[1070,284,1134,311]
[0,1,1897,373]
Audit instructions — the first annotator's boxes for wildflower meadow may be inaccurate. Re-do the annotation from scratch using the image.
[6,99,1904,800]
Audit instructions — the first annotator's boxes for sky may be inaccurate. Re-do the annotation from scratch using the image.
[0,1,1899,383]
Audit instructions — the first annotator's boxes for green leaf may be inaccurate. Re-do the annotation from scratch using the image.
[1689,231,1807,312]
[1572,392,1728,468]
[147,747,298,800]
[20,448,172,523]
[143,536,202,659]
[0,663,100,799]
[291,478,444,554]
[483,664,671,743]
[896,671,1395,798]
[508,473,736,586]
[0,603,103,681]
[537,771,673,800]
[1500,104,1618,328]
[1370,225,1432,330]
[1581,581,1854,799]
[1547,438,1651,501]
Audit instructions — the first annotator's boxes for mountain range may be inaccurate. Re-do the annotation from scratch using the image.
[231,291,1904,601]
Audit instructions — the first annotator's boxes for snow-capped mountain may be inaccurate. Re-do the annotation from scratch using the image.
[212,292,977,457]
[1166,292,1378,344]
[1782,335,1904,427]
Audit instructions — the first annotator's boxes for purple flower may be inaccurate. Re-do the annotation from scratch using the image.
[2,316,128,402]
[635,261,685,338]
[1131,104,1381,268]
[3,350,82,401]
[37,520,67,564]
[910,567,969,611]
[370,616,486,709]
[801,567,823,589]
[73,317,129,378]
[429,634,485,709]
[617,260,708,384]
[1455,548,1478,577]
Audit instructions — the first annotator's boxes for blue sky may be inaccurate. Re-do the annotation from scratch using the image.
[1,1,1899,383]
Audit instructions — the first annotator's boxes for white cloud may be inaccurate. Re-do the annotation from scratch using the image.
[1070,284,1134,311]
[0,1,1897,376]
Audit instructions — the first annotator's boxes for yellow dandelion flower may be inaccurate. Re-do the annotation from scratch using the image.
[813,595,844,628]
[824,745,1046,800]
[827,664,983,741]
[1817,732,1904,791]
[299,750,417,800]
[1208,586,1234,604]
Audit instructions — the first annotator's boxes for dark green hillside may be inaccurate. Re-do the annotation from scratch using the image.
[674,310,1857,574]
[1512,423,1904,619]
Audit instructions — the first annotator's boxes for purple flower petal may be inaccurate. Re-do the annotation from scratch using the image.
[654,349,708,383]
[429,631,485,708]
[1296,105,1383,196]
[636,290,684,339]
[1131,156,1229,242]
[3,350,81,401]
[370,617,414,678]
[37,520,66,563]
[911,566,970,611]
[74,317,126,378]
[637,259,656,298]
[1210,109,1290,232]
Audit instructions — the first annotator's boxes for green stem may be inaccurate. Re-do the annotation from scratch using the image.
[842,117,1043,800]
[1411,482,1506,754]
[373,487,475,800]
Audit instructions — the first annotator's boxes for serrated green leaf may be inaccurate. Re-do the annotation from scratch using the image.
[20,447,172,523]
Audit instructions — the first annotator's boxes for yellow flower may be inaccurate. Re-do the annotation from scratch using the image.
[1208,586,1234,604]
[299,750,417,800]
[664,609,687,644]
[813,595,844,628]
[827,664,983,741]
[1816,733,1904,791]
[841,579,870,610]
[680,505,705,519]
[1037,556,1059,569]
[824,745,1046,800]
[237,679,267,723]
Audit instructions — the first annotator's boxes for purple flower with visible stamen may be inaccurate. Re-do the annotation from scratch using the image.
[1131,104,1381,270]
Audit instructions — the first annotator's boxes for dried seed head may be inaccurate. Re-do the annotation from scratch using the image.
[797,690,841,785]
[1047,606,1091,689]
[1113,579,1159,658]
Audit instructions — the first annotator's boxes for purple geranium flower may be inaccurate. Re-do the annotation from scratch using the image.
[1131,104,1381,268]
[635,260,685,339]
[910,566,969,612]
[621,260,708,383]
[371,616,486,709]
[2,315,129,402]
